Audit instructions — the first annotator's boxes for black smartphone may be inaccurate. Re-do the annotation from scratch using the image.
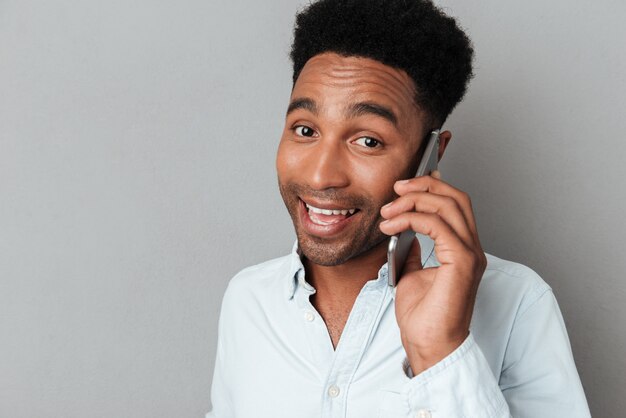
[387,130,440,287]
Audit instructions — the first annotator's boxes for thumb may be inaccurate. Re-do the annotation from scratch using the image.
[401,237,423,276]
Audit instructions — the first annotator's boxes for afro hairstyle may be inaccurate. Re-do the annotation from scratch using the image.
[289,0,474,127]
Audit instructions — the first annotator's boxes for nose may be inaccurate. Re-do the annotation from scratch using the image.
[304,137,350,191]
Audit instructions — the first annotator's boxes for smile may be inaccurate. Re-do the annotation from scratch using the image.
[299,199,360,235]
[305,203,357,217]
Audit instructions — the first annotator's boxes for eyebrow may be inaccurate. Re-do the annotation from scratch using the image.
[286,97,399,129]
[286,97,318,116]
[346,102,398,128]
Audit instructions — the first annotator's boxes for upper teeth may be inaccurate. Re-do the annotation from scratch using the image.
[306,203,356,216]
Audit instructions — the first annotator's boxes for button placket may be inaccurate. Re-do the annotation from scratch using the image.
[294,272,334,375]
[327,384,340,398]
[304,310,315,322]
[416,409,432,418]
[321,282,390,417]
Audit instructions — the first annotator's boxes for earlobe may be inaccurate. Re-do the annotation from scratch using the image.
[438,130,452,162]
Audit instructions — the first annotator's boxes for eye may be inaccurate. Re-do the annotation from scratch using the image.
[354,136,382,148]
[294,125,316,137]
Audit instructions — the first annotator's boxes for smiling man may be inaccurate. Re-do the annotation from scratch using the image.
[207,1,590,417]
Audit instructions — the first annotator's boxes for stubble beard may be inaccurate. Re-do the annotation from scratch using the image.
[278,180,393,267]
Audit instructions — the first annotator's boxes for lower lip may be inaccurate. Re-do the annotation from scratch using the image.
[299,199,357,238]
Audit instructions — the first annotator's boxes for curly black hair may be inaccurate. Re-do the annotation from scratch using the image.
[289,0,474,127]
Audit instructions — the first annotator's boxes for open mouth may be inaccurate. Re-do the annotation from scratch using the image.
[301,199,360,226]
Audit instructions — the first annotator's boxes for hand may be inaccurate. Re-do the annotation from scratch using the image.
[379,171,487,375]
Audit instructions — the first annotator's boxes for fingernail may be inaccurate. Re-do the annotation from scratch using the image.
[380,219,390,225]
[382,202,393,209]
[396,179,409,185]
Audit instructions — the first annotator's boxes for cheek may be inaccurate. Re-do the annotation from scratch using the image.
[351,158,412,204]
[276,137,297,181]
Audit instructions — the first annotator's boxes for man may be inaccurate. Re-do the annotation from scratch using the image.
[207,0,590,417]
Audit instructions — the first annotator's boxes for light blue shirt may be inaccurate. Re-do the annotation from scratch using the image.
[207,234,590,417]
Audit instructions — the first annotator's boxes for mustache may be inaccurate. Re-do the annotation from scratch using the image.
[280,182,371,209]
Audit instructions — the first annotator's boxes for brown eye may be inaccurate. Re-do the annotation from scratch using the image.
[294,126,315,137]
[354,137,381,148]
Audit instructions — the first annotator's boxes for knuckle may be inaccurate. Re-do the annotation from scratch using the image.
[425,212,441,225]
[420,213,437,233]
[444,196,460,212]
[399,212,418,229]
[405,191,421,202]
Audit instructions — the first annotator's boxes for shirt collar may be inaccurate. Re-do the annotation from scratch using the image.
[285,241,305,300]
[284,233,436,300]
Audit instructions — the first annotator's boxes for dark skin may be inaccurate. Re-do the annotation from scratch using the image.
[276,52,486,374]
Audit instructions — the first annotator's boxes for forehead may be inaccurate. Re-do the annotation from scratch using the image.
[292,52,421,124]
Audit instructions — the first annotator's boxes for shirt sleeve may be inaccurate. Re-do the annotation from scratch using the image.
[400,289,590,418]
[401,334,510,417]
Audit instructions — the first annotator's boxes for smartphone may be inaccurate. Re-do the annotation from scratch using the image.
[387,130,440,287]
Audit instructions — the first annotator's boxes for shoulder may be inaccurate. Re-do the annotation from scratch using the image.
[470,253,558,367]
[220,254,293,313]
[426,248,552,311]
[226,254,292,291]
[478,252,552,316]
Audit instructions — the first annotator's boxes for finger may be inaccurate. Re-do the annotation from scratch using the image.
[431,170,441,180]
[393,176,479,238]
[381,191,474,248]
[402,236,424,276]
[380,212,470,264]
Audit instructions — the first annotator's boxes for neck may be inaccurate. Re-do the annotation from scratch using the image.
[303,238,389,302]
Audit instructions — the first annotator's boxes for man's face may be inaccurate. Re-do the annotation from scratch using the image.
[276,52,427,266]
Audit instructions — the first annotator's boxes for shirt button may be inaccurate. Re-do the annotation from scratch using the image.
[303,310,315,322]
[416,409,432,418]
[327,384,340,398]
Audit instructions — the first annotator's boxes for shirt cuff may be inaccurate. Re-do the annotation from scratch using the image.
[401,333,509,418]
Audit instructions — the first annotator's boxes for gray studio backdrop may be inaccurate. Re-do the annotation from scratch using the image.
[1,0,624,417]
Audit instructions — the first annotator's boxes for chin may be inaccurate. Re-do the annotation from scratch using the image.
[296,227,388,267]
[296,234,354,266]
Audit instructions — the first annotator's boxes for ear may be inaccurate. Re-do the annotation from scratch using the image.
[437,130,452,162]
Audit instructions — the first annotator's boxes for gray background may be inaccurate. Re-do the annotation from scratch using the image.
[1,0,624,417]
